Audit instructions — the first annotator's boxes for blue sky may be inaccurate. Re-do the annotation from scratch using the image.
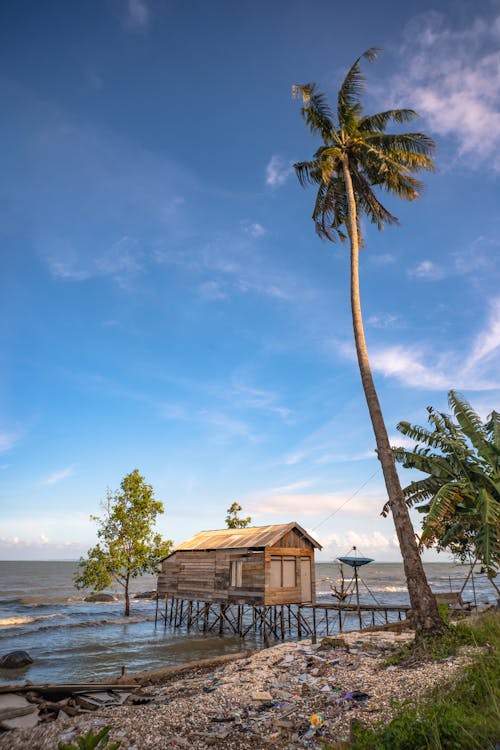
[1,0,499,562]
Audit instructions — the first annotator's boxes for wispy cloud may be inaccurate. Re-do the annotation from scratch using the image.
[0,534,87,560]
[368,253,396,266]
[197,410,257,443]
[407,236,499,285]
[315,529,398,557]
[367,313,400,329]
[42,465,76,486]
[48,236,143,285]
[388,11,500,172]
[0,429,22,453]
[249,491,378,517]
[265,155,293,188]
[198,280,228,301]
[228,381,292,420]
[369,296,500,390]
[121,0,151,32]
[242,221,267,238]
[407,260,445,281]
[155,232,300,302]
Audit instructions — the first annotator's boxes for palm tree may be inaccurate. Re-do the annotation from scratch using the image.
[293,49,444,634]
[393,391,500,591]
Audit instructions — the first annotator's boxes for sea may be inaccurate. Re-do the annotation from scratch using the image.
[0,560,495,686]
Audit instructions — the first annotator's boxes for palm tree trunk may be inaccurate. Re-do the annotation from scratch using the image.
[341,156,443,635]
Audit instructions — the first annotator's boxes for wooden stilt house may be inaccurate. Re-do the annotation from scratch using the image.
[157,522,322,606]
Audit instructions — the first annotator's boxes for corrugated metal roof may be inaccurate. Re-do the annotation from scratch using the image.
[171,522,321,552]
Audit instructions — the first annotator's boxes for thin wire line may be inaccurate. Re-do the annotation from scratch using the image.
[312,468,380,531]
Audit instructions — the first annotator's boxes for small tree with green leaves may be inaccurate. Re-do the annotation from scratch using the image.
[75,470,172,616]
[225,502,252,529]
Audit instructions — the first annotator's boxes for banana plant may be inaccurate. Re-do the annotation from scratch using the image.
[391,391,499,585]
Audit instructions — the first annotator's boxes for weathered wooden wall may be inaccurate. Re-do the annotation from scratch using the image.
[158,549,266,604]
[157,529,317,606]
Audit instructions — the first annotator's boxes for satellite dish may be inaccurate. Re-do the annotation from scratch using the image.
[337,556,374,568]
[336,546,374,568]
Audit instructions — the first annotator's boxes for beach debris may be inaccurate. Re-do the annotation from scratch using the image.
[73,691,130,711]
[342,690,371,702]
[0,650,34,669]
[310,711,325,727]
[252,690,273,701]
[0,694,39,730]
[318,637,348,651]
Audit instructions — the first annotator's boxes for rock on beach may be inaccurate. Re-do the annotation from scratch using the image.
[0,651,33,669]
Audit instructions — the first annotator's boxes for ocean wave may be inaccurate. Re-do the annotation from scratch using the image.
[33,614,156,633]
[0,613,62,628]
[19,596,84,606]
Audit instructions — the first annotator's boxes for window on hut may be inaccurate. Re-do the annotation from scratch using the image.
[230,560,243,587]
[270,556,296,588]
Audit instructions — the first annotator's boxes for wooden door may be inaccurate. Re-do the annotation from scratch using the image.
[300,557,312,602]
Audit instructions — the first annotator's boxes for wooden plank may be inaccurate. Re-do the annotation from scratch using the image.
[266,547,313,557]
[0,684,138,696]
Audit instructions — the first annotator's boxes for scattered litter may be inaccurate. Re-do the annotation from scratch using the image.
[310,712,325,727]
[342,690,371,702]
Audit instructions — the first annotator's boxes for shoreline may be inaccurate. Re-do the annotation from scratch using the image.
[0,624,481,750]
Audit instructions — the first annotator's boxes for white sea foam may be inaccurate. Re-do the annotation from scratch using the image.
[0,613,61,628]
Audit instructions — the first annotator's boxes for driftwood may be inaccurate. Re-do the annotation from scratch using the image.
[0,705,37,721]
[0,683,138,696]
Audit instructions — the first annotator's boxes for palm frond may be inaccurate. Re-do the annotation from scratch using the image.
[365,132,436,158]
[311,175,348,242]
[337,48,380,125]
[294,159,322,188]
[292,83,335,140]
[359,109,418,132]
[349,166,399,228]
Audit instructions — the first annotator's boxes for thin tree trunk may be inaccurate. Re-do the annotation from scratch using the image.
[124,573,130,617]
[341,156,443,635]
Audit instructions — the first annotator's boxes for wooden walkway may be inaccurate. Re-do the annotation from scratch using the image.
[155,597,411,641]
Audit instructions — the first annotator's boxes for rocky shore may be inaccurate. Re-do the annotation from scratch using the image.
[0,628,478,749]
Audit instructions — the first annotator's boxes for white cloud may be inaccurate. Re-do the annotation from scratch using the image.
[389,11,500,172]
[466,297,500,371]
[407,260,445,281]
[198,280,228,301]
[367,313,399,329]
[368,253,396,266]
[155,233,299,302]
[229,382,292,420]
[48,237,143,285]
[453,236,500,276]
[369,297,500,390]
[48,259,91,281]
[197,410,257,443]
[249,491,381,517]
[0,534,87,560]
[123,0,150,31]
[265,155,293,188]
[317,529,395,554]
[42,465,75,486]
[0,429,21,453]
[243,221,266,238]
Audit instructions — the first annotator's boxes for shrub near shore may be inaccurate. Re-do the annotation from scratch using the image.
[347,611,500,750]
